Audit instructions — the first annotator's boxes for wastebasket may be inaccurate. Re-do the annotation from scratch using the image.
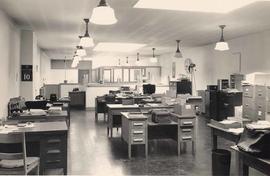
[212,149,231,176]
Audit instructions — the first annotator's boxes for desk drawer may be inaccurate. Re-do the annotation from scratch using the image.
[255,85,266,99]
[179,118,195,127]
[132,121,146,129]
[179,128,194,140]
[243,97,255,109]
[242,108,256,121]
[255,110,265,120]
[132,129,145,135]
[243,85,254,98]
[131,136,145,144]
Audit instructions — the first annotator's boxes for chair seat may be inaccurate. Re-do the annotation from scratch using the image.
[0,157,39,169]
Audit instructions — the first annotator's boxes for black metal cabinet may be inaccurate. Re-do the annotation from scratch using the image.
[69,91,86,109]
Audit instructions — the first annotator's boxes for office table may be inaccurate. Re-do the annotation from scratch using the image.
[8,111,69,125]
[121,112,196,158]
[106,104,174,137]
[231,146,270,176]
[4,121,68,175]
[207,123,240,150]
[115,95,151,104]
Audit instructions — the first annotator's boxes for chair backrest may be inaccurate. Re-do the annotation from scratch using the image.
[25,100,48,110]
[105,94,116,103]
[0,133,27,174]
[35,95,44,100]
[50,94,57,102]
[0,133,25,160]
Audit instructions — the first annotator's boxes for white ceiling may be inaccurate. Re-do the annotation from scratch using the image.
[1,0,270,60]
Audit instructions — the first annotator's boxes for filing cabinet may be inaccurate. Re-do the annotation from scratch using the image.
[242,84,267,121]
[243,85,254,98]
[254,85,266,100]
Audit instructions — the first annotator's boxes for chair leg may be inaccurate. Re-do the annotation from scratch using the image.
[117,128,119,132]
[36,164,40,175]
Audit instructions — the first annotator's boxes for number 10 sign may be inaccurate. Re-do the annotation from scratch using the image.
[21,65,33,81]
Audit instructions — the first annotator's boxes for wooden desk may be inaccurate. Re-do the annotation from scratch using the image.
[121,112,196,158]
[106,104,174,137]
[5,121,68,175]
[231,146,270,176]
[8,111,68,124]
[207,124,240,150]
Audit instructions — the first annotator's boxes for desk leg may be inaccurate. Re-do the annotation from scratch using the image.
[192,141,196,155]
[178,142,181,155]
[107,127,109,137]
[128,144,131,159]
[63,133,68,175]
[110,128,113,138]
[235,152,249,176]
[95,112,98,122]
[211,129,217,150]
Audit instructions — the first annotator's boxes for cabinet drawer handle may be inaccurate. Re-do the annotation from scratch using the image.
[133,138,143,142]
[133,123,144,126]
[182,136,192,140]
[183,122,193,125]
[133,130,144,134]
[182,129,192,132]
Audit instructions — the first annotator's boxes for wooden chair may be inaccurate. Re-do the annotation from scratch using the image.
[0,133,40,175]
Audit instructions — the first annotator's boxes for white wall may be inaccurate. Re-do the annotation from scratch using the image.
[0,10,21,119]
[40,53,78,84]
[159,29,270,92]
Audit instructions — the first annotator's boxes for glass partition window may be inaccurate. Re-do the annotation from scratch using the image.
[103,70,111,83]
[123,69,129,82]
[95,66,160,83]
[114,69,122,82]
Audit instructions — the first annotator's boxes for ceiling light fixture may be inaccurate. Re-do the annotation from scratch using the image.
[76,46,87,56]
[150,48,158,63]
[136,52,141,65]
[215,25,229,51]
[79,19,94,47]
[134,0,265,13]
[126,56,129,64]
[90,0,117,25]
[174,40,183,58]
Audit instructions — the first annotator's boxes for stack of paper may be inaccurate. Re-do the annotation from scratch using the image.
[48,107,62,114]
[246,121,270,130]
[29,109,47,116]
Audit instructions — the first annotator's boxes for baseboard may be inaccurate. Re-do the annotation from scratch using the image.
[86,107,95,111]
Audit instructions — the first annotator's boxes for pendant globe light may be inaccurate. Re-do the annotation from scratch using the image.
[90,0,117,25]
[174,40,183,58]
[150,48,158,63]
[79,19,94,47]
[215,25,229,51]
[126,56,129,64]
[136,52,141,65]
[76,46,86,57]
